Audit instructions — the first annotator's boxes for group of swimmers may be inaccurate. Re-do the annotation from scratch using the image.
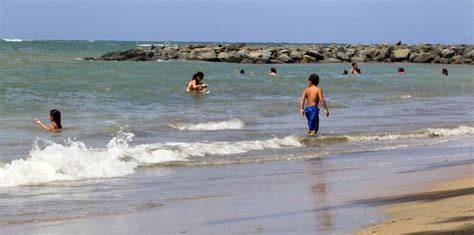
[340,63,449,76]
[342,63,362,75]
[396,67,448,76]
[35,64,451,136]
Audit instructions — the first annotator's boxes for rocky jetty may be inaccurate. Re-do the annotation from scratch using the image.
[91,43,474,64]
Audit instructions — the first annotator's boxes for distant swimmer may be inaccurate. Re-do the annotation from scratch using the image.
[269,67,278,77]
[442,68,448,76]
[350,63,361,74]
[34,109,62,132]
[342,69,348,75]
[300,74,329,136]
[186,71,208,93]
[397,67,405,75]
[240,69,245,74]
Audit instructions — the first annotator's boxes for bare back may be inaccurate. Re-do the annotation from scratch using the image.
[304,86,322,107]
[300,84,329,117]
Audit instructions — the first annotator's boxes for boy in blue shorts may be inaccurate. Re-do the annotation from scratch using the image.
[300,74,329,136]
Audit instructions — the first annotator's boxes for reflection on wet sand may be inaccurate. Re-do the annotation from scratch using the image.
[310,159,334,233]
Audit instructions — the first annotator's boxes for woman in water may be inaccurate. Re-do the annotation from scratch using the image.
[186,71,208,93]
[34,109,62,132]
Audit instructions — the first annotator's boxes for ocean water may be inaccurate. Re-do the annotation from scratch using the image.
[0,40,473,226]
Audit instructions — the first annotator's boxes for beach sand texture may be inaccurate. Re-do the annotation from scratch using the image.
[358,177,474,235]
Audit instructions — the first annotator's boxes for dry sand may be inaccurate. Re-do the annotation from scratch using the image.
[358,177,474,235]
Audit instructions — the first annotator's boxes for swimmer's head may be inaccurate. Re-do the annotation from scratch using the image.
[270,67,277,73]
[193,71,205,81]
[240,69,245,74]
[308,74,319,86]
[351,63,358,68]
[196,71,204,80]
[49,109,62,129]
[342,69,348,75]
[442,68,448,76]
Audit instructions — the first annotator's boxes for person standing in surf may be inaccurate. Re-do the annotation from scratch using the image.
[300,74,329,136]
[34,109,62,132]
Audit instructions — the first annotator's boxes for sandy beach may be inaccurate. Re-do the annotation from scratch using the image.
[358,177,474,234]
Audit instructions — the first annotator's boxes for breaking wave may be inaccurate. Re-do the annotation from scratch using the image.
[305,125,474,144]
[0,132,300,187]
[169,118,245,131]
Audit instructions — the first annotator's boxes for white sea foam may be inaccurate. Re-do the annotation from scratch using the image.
[2,38,25,42]
[346,126,474,142]
[0,132,300,187]
[169,118,245,131]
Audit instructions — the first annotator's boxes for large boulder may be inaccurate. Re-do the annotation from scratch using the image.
[290,50,304,60]
[336,51,350,61]
[305,50,324,60]
[247,50,272,62]
[300,55,317,63]
[464,49,474,59]
[198,52,217,61]
[409,52,420,62]
[217,51,243,63]
[187,48,218,61]
[451,55,464,64]
[360,48,378,60]
[187,48,203,60]
[413,53,434,63]
[162,48,180,59]
[276,53,294,63]
[441,49,455,58]
[391,49,411,61]
[375,46,393,61]
[346,48,356,56]
[418,44,433,53]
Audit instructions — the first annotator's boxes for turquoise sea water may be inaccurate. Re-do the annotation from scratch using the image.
[0,40,473,226]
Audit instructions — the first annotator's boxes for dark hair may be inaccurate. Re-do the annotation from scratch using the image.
[308,74,319,85]
[442,68,448,76]
[342,69,348,75]
[270,67,277,73]
[240,69,245,74]
[351,63,357,67]
[397,67,405,72]
[196,71,204,78]
[192,71,205,85]
[50,109,62,129]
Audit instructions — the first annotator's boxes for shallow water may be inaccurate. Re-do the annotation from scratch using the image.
[0,40,473,225]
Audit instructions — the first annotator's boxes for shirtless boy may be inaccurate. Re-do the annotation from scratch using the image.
[300,74,329,136]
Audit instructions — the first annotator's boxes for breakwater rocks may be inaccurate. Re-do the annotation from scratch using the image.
[91,43,474,64]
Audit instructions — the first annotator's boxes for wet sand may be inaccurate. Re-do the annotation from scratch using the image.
[1,137,472,234]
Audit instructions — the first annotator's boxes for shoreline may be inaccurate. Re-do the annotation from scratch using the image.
[88,43,474,64]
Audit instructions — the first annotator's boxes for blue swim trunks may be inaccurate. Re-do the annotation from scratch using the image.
[304,106,320,132]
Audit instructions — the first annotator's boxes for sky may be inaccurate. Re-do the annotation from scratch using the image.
[0,0,473,44]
